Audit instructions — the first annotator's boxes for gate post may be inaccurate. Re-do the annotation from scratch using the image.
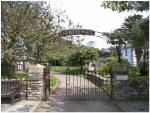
[27,64,45,100]
[110,62,130,100]
[43,67,50,101]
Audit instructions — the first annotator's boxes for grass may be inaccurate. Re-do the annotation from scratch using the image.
[46,74,57,98]
[50,66,67,73]
[50,75,57,89]
[49,66,111,79]
[104,84,111,94]
[15,73,28,80]
[1,73,28,80]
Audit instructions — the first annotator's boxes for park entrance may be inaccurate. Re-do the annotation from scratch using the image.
[58,29,112,100]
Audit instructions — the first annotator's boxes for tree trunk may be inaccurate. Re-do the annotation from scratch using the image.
[117,46,121,62]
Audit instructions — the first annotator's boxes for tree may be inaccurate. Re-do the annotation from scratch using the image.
[122,15,149,75]
[68,46,99,72]
[102,1,149,12]
[102,28,127,62]
[1,1,42,63]
[101,1,149,76]
[98,49,111,58]
[1,1,81,77]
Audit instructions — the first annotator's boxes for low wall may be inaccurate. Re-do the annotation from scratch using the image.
[129,78,149,100]
[85,71,110,86]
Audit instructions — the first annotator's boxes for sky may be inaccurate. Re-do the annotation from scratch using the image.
[48,0,148,49]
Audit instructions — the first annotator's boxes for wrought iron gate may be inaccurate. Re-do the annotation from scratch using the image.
[66,67,112,100]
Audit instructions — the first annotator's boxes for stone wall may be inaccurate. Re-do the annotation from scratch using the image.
[25,64,45,100]
[129,78,149,100]
[27,80,44,100]
[85,71,110,87]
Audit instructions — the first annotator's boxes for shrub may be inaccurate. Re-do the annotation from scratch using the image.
[101,56,141,78]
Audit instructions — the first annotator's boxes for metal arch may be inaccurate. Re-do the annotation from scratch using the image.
[58,29,107,40]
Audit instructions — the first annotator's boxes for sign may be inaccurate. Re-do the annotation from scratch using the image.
[116,75,128,80]
[59,29,95,37]
[28,75,41,80]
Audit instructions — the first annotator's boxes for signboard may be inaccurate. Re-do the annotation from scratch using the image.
[59,29,95,37]
[28,74,41,80]
[116,75,128,80]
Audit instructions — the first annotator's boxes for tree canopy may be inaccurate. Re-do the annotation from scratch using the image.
[101,1,149,76]
[1,1,81,64]
[68,46,99,71]
[102,1,149,12]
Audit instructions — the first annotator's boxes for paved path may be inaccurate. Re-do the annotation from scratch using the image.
[1,100,41,112]
[38,72,121,112]
[116,101,149,112]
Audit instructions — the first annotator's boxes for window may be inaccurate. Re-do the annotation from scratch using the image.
[17,64,22,71]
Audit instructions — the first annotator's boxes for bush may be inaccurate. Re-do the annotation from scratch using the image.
[102,62,110,75]
[102,57,118,75]
[101,56,141,78]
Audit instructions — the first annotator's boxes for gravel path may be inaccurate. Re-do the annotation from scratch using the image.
[38,71,121,112]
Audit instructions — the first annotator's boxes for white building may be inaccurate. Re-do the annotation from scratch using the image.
[121,44,137,66]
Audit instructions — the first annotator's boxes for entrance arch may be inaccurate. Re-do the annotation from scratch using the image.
[54,29,112,100]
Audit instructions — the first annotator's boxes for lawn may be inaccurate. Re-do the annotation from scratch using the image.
[49,66,106,76]
[50,75,57,89]
[46,74,57,98]
[1,73,28,80]
[15,73,28,80]
[49,66,88,75]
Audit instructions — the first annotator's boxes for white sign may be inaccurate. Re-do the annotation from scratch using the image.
[116,75,128,80]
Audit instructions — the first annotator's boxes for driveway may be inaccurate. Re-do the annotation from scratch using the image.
[37,71,121,112]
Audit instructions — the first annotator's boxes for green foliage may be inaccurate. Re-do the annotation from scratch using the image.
[50,66,67,73]
[101,1,149,76]
[101,57,141,78]
[102,63,110,75]
[102,57,118,74]
[98,49,111,58]
[102,28,128,62]
[104,84,111,93]
[50,66,88,75]
[1,1,80,66]
[122,15,149,75]
[50,75,57,89]
[102,1,149,12]
[68,46,99,70]
[2,73,28,80]
[15,73,28,80]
